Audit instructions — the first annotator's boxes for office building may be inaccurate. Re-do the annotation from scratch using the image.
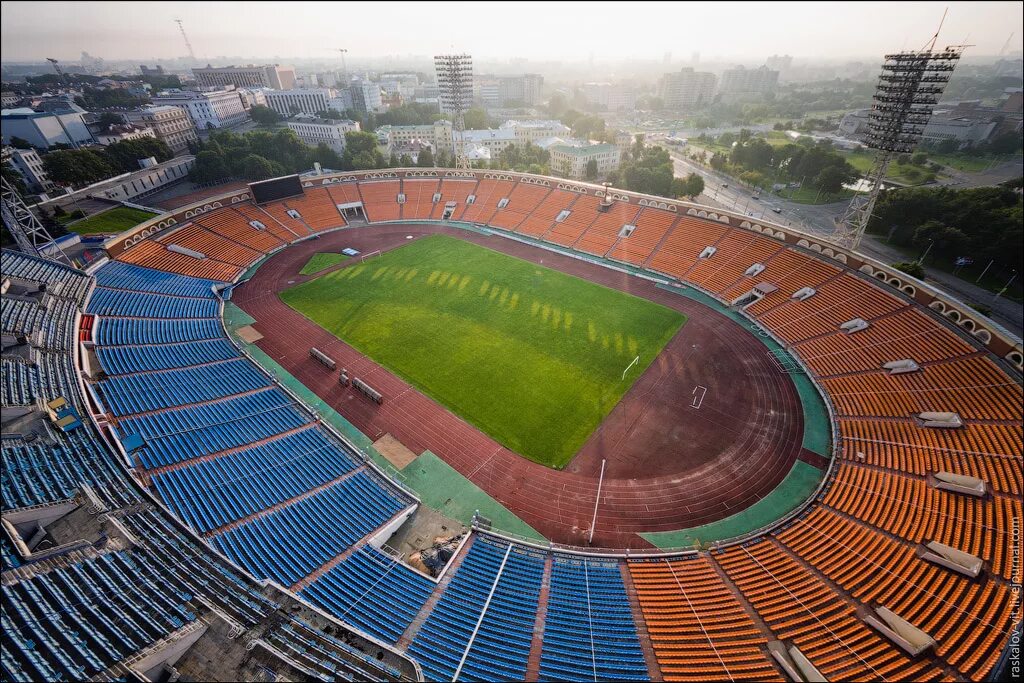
[192,64,297,90]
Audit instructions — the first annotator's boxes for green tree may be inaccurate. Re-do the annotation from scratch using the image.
[683,173,704,197]
[42,149,117,187]
[814,165,849,198]
[463,108,490,130]
[1,162,29,195]
[399,153,413,167]
[188,150,230,184]
[891,261,926,279]
[307,142,344,170]
[104,137,173,172]
[9,136,33,150]
[416,147,435,167]
[97,112,123,129]
[249,105,281,126]
[241,154,279,180]
[584,159,598,180]
[388,152,400,168]
[344,130,380,155]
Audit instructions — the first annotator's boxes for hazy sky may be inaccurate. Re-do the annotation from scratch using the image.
[1,1,1021,63]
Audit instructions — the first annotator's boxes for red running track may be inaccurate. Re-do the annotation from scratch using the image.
[233,224,812,548]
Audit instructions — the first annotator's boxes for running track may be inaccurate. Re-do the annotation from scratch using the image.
[233,223,814,548]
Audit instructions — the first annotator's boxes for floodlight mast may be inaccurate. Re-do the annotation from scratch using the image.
[831,44,966,250]
[1,177,73,267]
[435,54,473,170]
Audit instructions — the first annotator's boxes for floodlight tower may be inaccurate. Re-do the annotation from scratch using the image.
[434,53,474,170]
[832,30,965,250]
[1,178,73,267]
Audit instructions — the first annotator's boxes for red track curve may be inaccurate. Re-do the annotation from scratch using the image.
[233,224,813,548]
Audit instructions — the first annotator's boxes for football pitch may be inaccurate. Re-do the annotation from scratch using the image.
[281,235,685,468]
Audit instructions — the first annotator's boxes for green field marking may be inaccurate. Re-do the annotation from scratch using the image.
[655,283,831,456]
[400,451,545,541]
[282,235,685,468]
[65,206,158,235]
[299,252,348,275]
[640,460,823,549]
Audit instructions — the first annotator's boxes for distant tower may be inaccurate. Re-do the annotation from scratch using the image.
[434,53,473,170]
[832,31,965,249]
[1,178,72,266]
[175,18,197,60]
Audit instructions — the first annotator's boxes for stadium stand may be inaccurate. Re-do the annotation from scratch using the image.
[460,178,515,224]
[429,179,479,220]
[300,544,436,645]
[573,201,642,257]
[282,187,346,232]
[409,537,545,681]
[3,166,1021,683]
[629,556,781,682]
[359,180,402,222]
[401,179,441,221]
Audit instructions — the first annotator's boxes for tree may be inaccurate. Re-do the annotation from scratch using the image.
[42,149,117,187]
[891,261,926,279]
[104,137,173,172]
[9,136,33,150]
[307,142,344,171]
[399,154,413,167]
[416,147,434,167]
[814,165,848,198]
[241,154,279,180]
[344,130,379,155]
[1,162,29,196]
[97,112,123,129]
[388,152,400,168]
[910,152,928,166]
[545,92,569,118]
[584,159,598,180]
[683,173,704,198]
[709,153,727,171]
[189,150,230,184]
[463,108,490,130]
[249,105,281,127]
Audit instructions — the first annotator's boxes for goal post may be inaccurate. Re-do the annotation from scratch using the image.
[360,249,382,263]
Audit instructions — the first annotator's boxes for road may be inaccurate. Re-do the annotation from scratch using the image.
[666,148,1024,338]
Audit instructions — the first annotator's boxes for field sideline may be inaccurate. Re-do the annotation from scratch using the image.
[281,234,685,467]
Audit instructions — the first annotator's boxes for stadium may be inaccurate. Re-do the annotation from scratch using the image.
[1,166,1021,683]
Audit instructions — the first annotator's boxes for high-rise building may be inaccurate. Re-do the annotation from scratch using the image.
[718,65,779,99]
[349,80,384,114]
[659,68,717,111]
[140,65,165,77]
[496,74,543,106]
[192,64,296,90]
[582,82,636,111]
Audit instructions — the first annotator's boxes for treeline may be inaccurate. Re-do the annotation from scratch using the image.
[41,137,173,187]
[700,131,857,197]
[607,136,704,199]
[868,183,1023,273]
[188,128,404,183]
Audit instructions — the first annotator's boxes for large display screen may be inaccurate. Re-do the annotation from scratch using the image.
[249,174,303,204]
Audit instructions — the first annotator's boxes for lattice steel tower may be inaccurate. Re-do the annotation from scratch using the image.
[832,43,965,250]
[1,177,72,266]
[434,54,474,170]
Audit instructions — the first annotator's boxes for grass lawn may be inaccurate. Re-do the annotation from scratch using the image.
[776,185,856,204]
[282,235,685,468]
[65,206,158,235]
[299,252,348,275]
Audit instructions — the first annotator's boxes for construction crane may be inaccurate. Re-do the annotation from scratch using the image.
[998,32,1014,57]
[175,18,197,60]
[45,57,65,86]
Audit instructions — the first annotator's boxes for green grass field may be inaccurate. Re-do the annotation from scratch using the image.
[299,252,348,275]
[282,235,685,468]
[65,206,158,235]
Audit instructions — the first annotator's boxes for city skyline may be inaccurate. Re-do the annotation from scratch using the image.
[1,1,1021,64]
